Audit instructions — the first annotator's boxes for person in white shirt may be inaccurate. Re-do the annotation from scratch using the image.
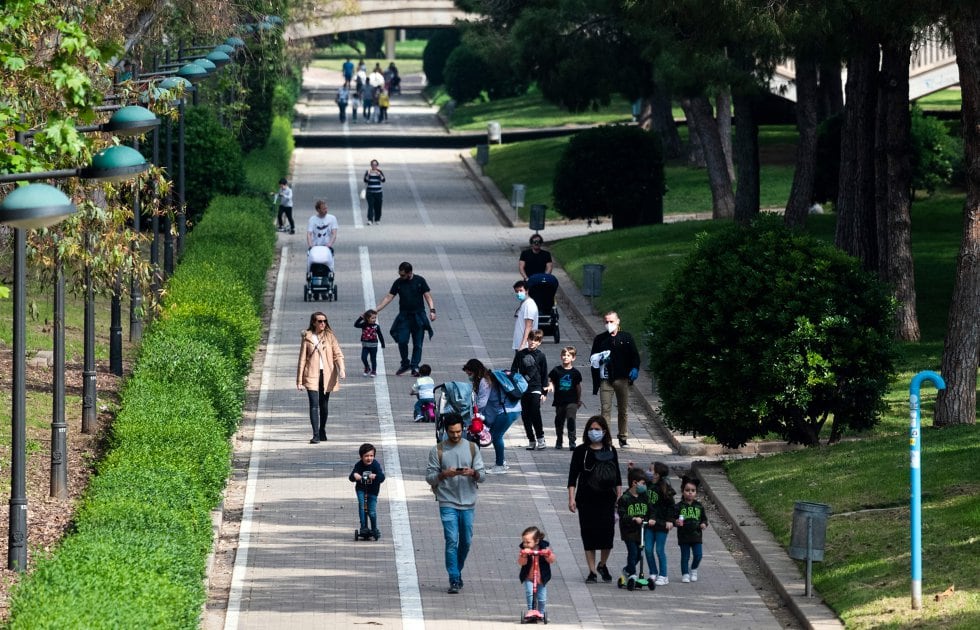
[307,199,338,273]
[274,178,294,233]
[512,279,539,353]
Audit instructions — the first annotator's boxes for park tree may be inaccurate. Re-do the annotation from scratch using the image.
[647,217,897,447]
[935,5,980,427]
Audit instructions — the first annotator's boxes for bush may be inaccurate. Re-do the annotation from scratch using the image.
[553,125,665,228]
[422,28,461,86]
[910,107,960,194]
[244,114,294,195]
[184,107,245,225]
[443,44,490,104]
[647,216,897,448]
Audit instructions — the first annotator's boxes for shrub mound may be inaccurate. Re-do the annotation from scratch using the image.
[646,216,896,448]
[8,195,274,628]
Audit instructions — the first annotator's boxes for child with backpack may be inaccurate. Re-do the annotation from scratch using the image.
[354,309,386,377]
[349,443,386,540]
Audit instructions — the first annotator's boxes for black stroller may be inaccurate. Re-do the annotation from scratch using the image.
[527,273,560,343]
[304,245,337,302]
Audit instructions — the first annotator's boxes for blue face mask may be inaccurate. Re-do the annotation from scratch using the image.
[636,484,647,494]
[588,429,604,443]
[515,291,527,302]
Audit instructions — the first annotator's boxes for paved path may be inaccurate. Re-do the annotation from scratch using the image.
[220,70,784,629]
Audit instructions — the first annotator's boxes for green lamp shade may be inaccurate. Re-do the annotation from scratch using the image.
[159,76,195,95]
[0,183,76,229]
[206,50,232,67]
[214,44,236,55]
[177,63,208,83]
[104,105,160,136]
[225,37,245,48]
[194,58,217,72]
[80,145,148,182]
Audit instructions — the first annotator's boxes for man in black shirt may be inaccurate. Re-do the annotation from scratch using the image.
[519,235,553,280]
[375,262,436,376]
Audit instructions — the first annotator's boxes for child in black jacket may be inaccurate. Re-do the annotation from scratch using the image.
[675,475,709,583]
[349,443,386,539]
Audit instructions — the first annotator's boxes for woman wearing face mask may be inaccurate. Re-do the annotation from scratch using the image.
[567,415,622,584]
[589,311,641,448]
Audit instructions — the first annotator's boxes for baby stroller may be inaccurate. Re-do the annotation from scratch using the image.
[432,381,473,443]
[527,273,560,343]
[304,245,337,302]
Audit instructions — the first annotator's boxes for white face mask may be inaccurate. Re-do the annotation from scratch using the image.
[605,322,618,334]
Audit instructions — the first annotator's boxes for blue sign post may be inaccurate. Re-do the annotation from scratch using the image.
[908,370,945,610]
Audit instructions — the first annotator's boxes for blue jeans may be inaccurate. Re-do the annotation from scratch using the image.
[487,410,519,466]
[680,542,703,575]
[644,528,668,577]
[414,398,434,420]
[356,489,378,531]
[361,346,378,372]
[397,325,425,370]
[523,580,547,612]
[622,539,641,577]
[439,506,474,583]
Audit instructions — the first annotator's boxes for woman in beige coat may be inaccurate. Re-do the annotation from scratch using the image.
[297,311,346,443]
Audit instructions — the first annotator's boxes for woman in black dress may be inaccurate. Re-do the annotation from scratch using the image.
[567,415,621,583]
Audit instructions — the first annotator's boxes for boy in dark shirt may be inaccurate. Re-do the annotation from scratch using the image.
[616,468,654,590]
[548,345,583,450]
[349,443,386,540]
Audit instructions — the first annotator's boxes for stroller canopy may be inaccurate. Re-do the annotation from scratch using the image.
[527,273,559,314]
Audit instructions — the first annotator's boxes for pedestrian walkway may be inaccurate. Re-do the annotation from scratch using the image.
[214,69,802,629]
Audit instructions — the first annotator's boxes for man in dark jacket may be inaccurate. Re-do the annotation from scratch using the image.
[590,311,641,447]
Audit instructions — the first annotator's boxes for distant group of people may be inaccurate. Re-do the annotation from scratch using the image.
[283,167,700,616]
[336,58,399,124]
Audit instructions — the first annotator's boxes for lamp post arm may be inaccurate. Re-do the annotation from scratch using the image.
[0,169,80,184]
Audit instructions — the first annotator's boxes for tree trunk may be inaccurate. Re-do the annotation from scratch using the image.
[876,34,920,342]
[681,95,735,218]
[733,89,760,225]
[936,12,980,426]
[684,105,706,167]
[716,89,735,182]
[835,39,879,271]
[785,53,820,228]
[643,82,684,160]
[817,58,845,121]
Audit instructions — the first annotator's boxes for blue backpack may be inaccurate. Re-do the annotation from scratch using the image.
[491,369,528,401]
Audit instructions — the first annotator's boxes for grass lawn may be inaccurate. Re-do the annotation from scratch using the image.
[914,87,962,112]
[447,87,635,131]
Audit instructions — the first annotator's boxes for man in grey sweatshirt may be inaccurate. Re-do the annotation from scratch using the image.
[426,415,485,594]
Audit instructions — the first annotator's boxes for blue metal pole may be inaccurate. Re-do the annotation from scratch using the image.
[908,370,945,610]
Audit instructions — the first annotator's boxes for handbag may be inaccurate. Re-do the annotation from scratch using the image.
[583,448,617,491]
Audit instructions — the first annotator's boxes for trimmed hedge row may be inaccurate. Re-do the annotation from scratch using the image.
[8,195,274,628]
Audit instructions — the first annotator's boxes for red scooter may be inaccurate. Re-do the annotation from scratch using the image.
[520,548,549,624]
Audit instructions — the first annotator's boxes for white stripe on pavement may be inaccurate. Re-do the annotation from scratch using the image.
[360,245,426,630]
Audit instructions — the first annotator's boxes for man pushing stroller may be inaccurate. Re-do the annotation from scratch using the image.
[307,199,338,275]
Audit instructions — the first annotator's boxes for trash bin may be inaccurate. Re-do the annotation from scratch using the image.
[487,121,502,144]
[511,184,526,210]
[582,264,605,297]
[789,501,831,561]
[529,204,546,231]
[476,144,489,166]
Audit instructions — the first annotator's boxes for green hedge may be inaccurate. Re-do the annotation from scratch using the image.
[8,192,274,628]
[244,114,295,196]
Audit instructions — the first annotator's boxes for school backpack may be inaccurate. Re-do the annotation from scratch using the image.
[491,369,528,401]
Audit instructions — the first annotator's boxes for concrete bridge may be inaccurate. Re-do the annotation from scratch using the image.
[771,26,959,101]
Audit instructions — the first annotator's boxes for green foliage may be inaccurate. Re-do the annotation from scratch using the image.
[910,106,961,194]
[553,125,665,228]
[647,216,897,448]
[422,28,461,87]
[8,195,273,628]
[183,107,245,225]
[244,114,294,195]
[443,45,490,104]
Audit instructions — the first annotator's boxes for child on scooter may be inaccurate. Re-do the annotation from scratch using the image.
[349,443,386,540]
[617,467,655,590]
[518,526,554,620]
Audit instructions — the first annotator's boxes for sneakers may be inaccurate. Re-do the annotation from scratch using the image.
[371,529,381,540]
[596,563,612,583]
[363,369,371,377]
[370,371,377,378]
[681,573,691,583]
[395,366,411,376]
[554,441,563,450]
[568,441,576,450]
[619,437,629,447]
[654,575,669,586]
[414,415,424,423]
[367,220,373,225]
[690,569,698,582]
[309,437,319,444]
[486,464,509,474]
[627,574,637,591]
[411,369,421,377]
[535,439,546,450]
[447,581,460,594]
[525,441,537,450]
[585,572,598,584]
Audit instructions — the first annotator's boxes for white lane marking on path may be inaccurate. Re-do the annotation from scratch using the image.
[360,245,425,630]
[401,162,490,362]
[347,145,363,228]
[224,247,289,630]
